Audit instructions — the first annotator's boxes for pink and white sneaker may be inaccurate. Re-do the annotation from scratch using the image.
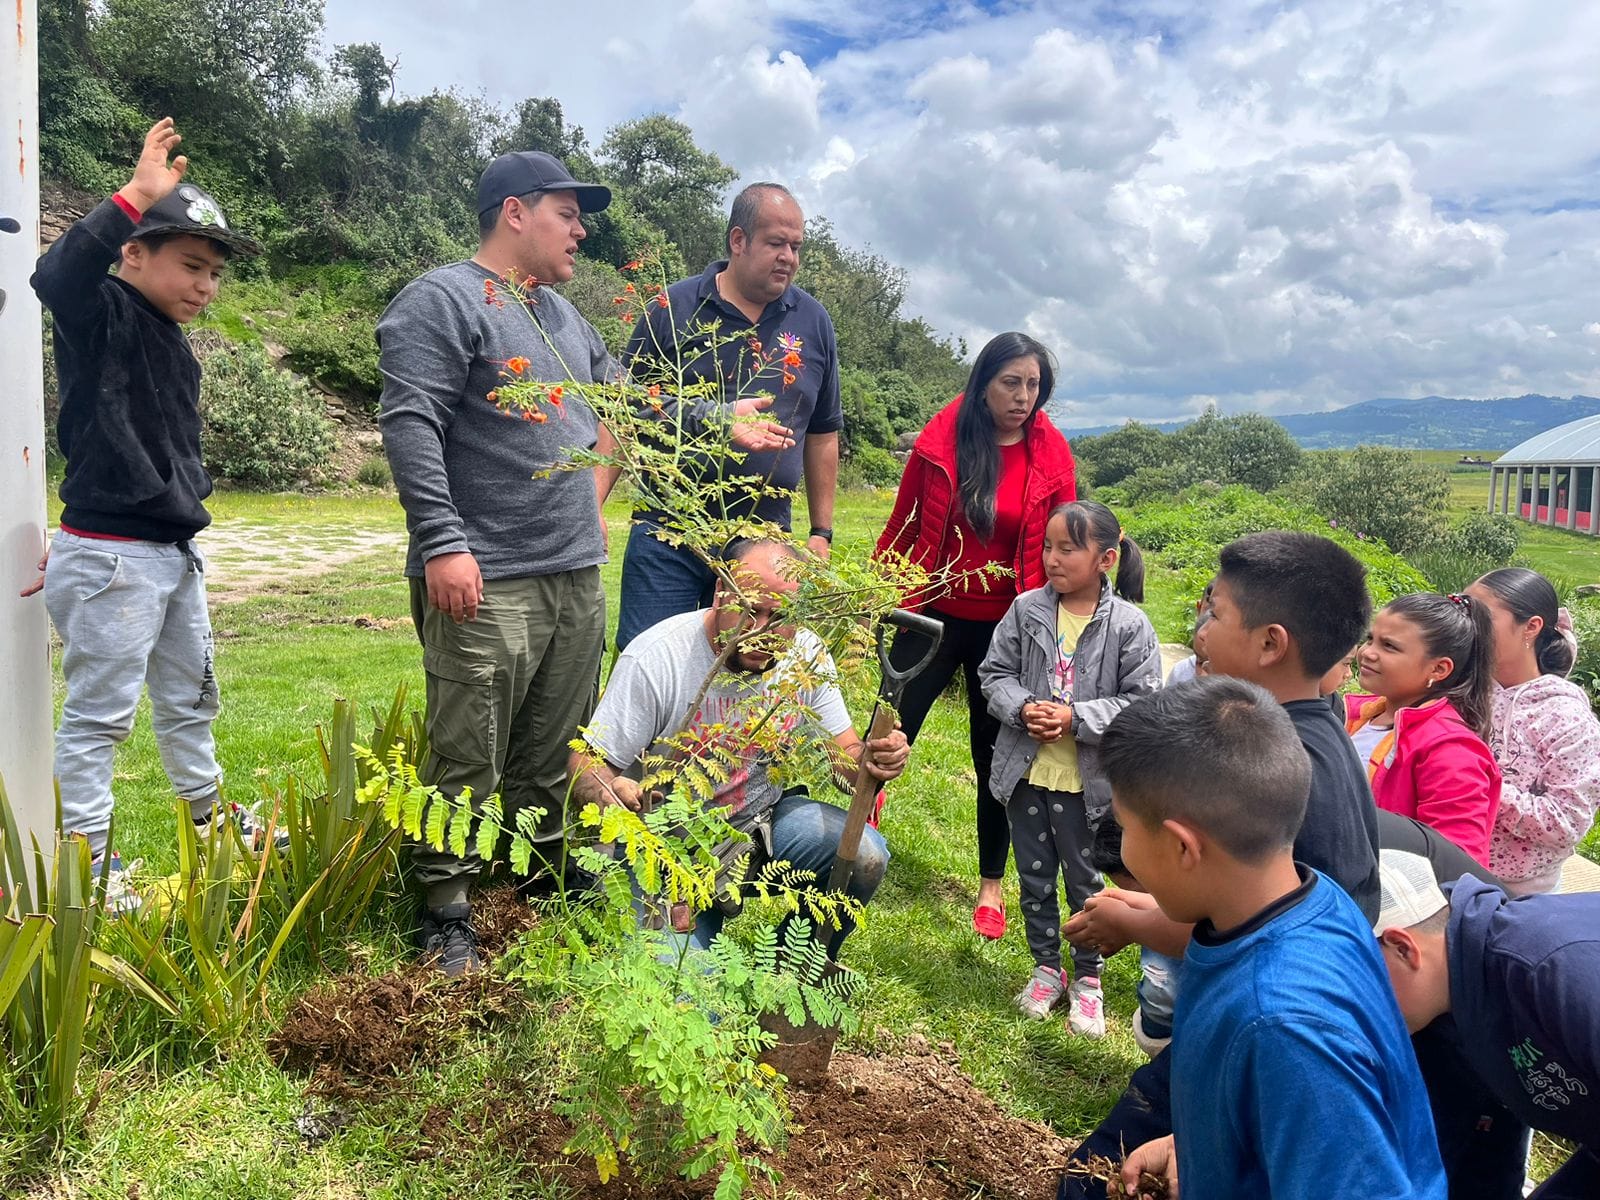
[1066,975,1106,1039]
[1015,964,1065,1019]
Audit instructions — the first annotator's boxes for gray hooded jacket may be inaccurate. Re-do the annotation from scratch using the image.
[978,579,1163,821]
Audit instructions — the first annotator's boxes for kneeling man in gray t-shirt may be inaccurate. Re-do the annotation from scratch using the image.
[571,539,909,957]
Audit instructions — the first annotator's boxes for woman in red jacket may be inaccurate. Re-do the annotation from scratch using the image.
[875,331,1077,938]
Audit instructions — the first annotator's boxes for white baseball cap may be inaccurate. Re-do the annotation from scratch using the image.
[1375,850,1449,934]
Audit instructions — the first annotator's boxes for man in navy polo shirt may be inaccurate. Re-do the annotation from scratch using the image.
[610,182,842,650]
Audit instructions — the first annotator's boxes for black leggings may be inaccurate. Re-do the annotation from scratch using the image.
[888,610,1010,881]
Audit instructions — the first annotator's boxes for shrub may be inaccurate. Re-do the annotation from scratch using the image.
[848,446,904,489]
[1301,446,1450,555]
[1169,409,1303,494]
[355,454,392,488]
[199,344,336,490]
[1124,485,1430,636]
[1446,510,1523,565]
[1072,421,1169,488]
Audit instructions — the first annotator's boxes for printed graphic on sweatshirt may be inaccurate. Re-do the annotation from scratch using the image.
[1509,1037,1591,1112]
[1050,632,1077,705]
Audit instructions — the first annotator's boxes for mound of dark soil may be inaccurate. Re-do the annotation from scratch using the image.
[413,1049,1073,1199]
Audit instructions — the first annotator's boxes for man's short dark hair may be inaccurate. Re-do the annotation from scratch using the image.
[726,182,797,254]
[1217,531,1371,677]
[1101,677,1310,864]
[478,189,543,239]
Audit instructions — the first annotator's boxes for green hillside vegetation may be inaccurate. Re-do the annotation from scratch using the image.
[37,0,965,482]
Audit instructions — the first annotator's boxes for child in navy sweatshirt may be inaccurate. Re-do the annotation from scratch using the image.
[28,118,261,909]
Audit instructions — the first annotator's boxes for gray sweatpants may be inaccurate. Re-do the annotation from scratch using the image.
[45,531,222,858]
[1009,779,1104,979]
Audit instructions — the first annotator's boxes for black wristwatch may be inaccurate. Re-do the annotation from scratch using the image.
[809,526,834,543]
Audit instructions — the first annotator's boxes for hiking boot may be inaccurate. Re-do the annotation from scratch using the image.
[1015,964,1065,1019]
[1066,975,1107,1039]
[416,902,483,977]
[1132,1007,1172,1058]
[91,852,143,915]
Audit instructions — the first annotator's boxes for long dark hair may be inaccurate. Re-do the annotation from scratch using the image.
[1047,500,1145,603]
[956,332,1056,538]
[1383,593,1495,740]
[1473,567,1577,678]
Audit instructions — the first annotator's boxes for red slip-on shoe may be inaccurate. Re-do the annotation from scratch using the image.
[972,904,1006,940]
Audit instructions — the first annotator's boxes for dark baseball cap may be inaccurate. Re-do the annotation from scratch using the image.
[130,183,262,258]
[477,151,611,216]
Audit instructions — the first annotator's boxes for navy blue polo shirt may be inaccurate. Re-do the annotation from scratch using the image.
[622,258,841,526]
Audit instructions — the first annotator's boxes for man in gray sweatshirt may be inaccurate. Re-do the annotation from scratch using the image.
[377,150,616,974]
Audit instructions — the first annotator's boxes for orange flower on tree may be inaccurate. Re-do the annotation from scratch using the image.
[549,386,564,404]
[654,293,670,309]
[505,356,531,375]
[647,384,662,398]
[782,371,797,388]
[623,259,642,272]
[623,283,636,294]
[782,351,802,368]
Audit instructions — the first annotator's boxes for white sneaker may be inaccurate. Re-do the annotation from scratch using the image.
[195,801,289,854]
[1132,1007,1172,1057]
[1066,975,1107,1039]
[91,852,144,915]
[1015,964,1065,1019]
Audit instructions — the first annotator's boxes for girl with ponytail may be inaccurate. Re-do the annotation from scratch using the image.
[1466,568,1600,892]
[1345,592,1503,865]
[978,500,1162,1036]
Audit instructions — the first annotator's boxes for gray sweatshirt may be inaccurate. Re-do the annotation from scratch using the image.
[377,260,617,580]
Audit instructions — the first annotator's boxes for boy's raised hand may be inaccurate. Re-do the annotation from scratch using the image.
[116,118,189,214]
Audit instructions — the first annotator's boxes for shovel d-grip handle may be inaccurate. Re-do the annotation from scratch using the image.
[826,610,945,895]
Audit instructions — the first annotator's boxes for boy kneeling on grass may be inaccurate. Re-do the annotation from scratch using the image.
[26,119,266,911]
[1104,678,1445,1199]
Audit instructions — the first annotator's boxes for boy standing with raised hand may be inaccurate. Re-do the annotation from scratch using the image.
[1104,679,1445,1199]
[27,119,262,908]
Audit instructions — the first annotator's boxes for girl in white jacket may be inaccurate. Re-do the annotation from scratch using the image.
[1466,568,1600,893]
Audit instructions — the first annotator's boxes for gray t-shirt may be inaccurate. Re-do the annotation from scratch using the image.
[377,260,619,580]
[585,610,853,826]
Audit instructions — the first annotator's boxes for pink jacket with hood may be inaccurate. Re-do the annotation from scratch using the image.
[1345,693,1503,866]
[1488,675,1600,892]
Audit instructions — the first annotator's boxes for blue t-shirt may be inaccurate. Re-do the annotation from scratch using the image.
[1172,869,1446,1200]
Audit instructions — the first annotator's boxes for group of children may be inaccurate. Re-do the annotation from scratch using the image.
[966,497,1600,1195]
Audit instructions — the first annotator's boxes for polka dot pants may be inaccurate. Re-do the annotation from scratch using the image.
[1008,780,1104,978]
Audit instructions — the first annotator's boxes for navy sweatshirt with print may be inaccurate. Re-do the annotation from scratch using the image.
[31,199,212,542]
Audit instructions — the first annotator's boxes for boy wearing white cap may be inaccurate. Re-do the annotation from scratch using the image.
[1377,849,1600,1198]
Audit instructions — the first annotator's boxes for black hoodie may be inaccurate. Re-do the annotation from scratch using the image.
[1446,874,1600,1143]
[31,199,212,541]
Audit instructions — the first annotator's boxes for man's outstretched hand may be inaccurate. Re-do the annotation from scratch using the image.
[116,118,189,215]
[729,395,795,453]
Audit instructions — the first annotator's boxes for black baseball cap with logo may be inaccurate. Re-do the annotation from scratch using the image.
[476,151,611,216]
[130,183,263,258]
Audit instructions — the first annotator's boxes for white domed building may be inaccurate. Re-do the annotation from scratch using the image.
[1489,415,1600,533]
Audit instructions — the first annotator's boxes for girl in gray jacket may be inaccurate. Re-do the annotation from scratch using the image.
[979,501,1163,1036]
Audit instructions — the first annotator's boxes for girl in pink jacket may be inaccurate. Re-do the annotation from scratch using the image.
[1466,568,1600,893]
[1345,592,1502,865]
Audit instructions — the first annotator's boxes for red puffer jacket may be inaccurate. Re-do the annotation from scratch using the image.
[874,395,1077,610]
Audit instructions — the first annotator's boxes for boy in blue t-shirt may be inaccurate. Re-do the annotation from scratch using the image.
[1102,677,1445,1199]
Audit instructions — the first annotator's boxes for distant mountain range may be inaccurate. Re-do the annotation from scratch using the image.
[1057,394,1600,452]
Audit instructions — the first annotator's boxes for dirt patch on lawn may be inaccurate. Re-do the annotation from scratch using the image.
[200,520,407,603]
[270,889,537,1091]
[413,1049,1073,1199]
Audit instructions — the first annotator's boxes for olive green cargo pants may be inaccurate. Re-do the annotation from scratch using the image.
[408,566,604,908]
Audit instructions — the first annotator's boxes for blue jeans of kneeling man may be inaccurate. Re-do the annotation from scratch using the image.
[638,791,890,961]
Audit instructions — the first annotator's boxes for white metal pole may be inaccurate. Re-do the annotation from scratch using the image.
[0,0,55,856]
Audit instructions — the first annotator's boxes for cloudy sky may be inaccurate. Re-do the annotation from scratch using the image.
[323,0,1600,424]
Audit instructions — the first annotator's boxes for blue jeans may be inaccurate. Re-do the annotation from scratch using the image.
[1137,948,1180,1039]
[641,792,891,961]
[615,521,718,651]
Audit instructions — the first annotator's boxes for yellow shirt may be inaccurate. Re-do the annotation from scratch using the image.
[1028,604,1093,793]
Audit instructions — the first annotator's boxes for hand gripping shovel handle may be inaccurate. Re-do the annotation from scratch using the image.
[826,610,945,894]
